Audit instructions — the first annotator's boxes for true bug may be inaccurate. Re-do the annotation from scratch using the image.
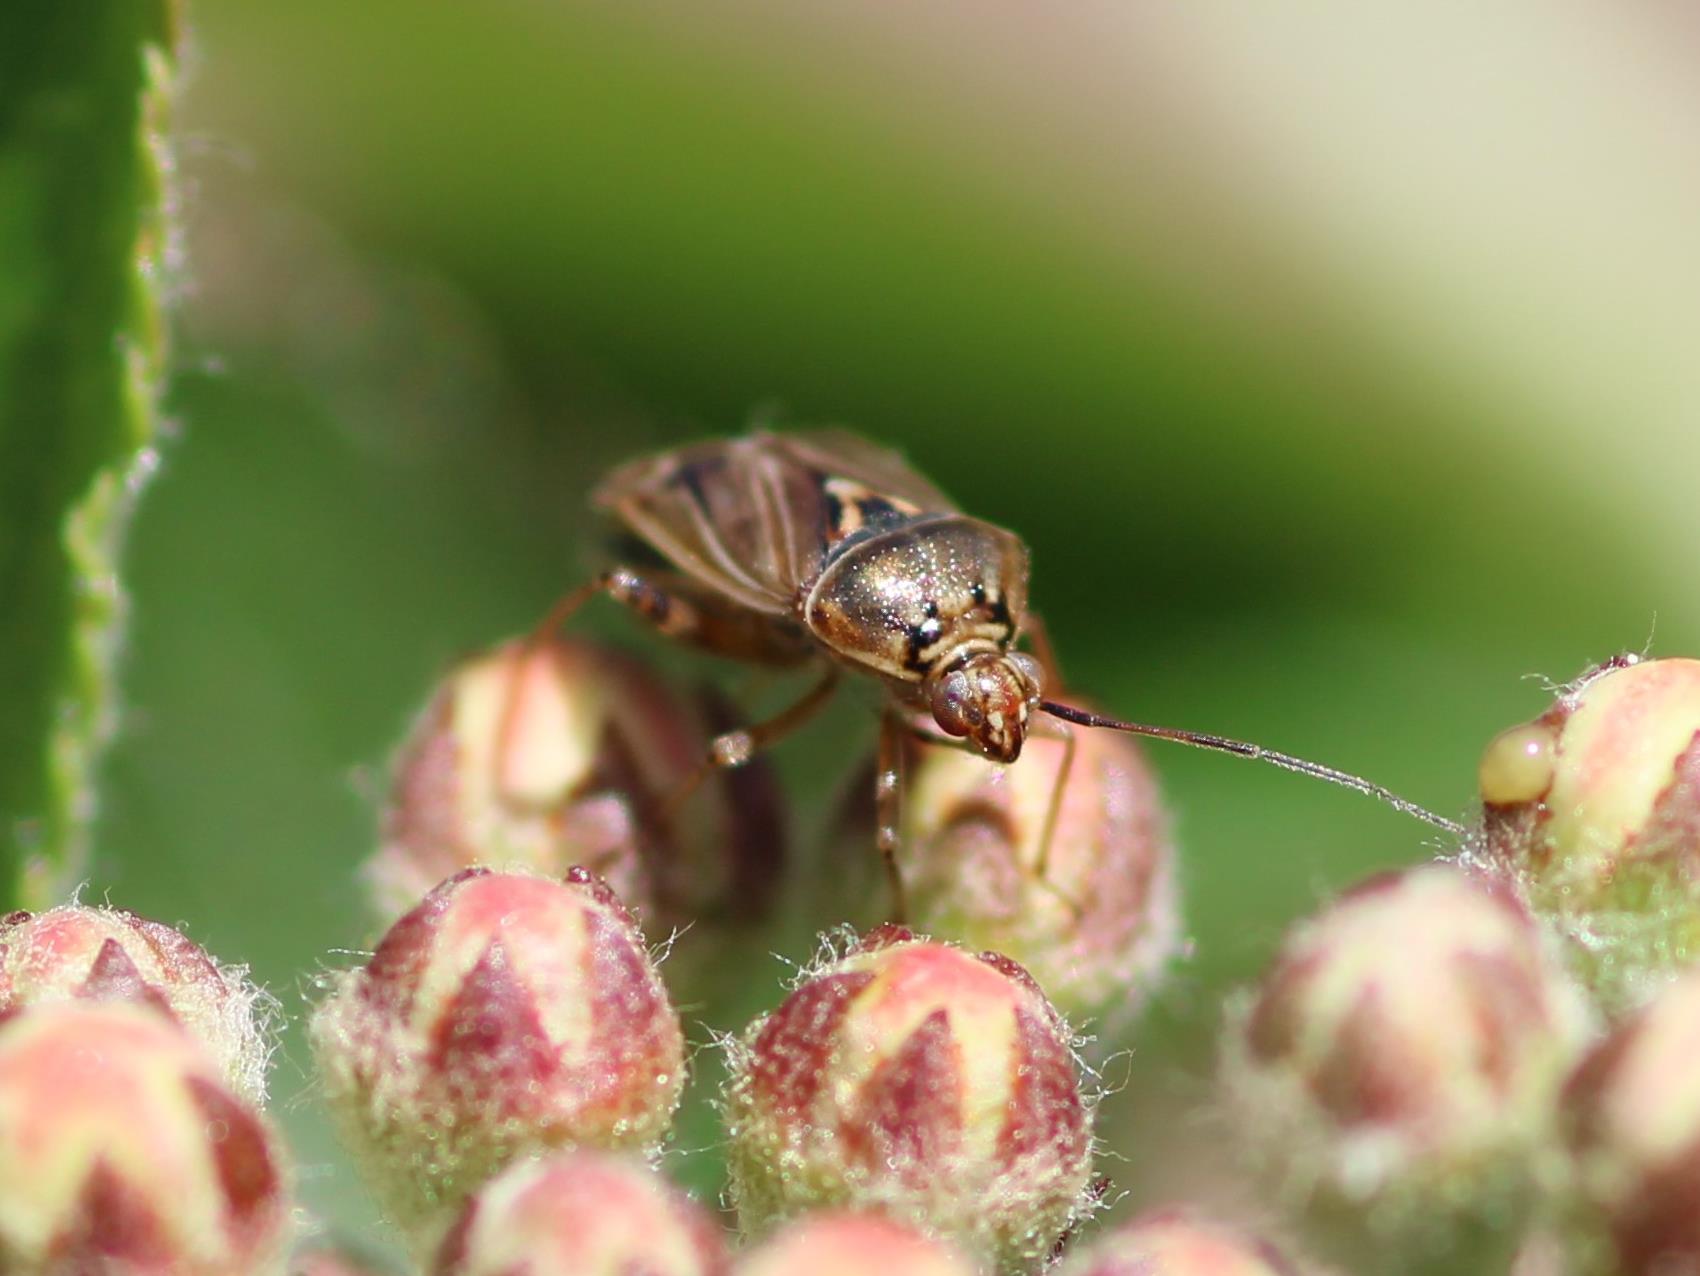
[551,429,1463,913]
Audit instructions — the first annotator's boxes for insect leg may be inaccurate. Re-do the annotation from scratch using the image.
[1026,716,1086,920]
[890,713,1084,918]
[876,708,908,923]
[535,567,713,645]
[706,666,841,768]
[1031,716,1075,884]
[534,572,615,637]
[661,667,841,818]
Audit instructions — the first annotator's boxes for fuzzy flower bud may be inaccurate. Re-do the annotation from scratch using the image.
[723,927,1094,1274]
[1565,964,1700,1274]
[899,721,1179,1028]
[311,867,685,1237]
[369,635,784,931]
[734,1212,980,1276]
[432,1150,728,1276]
[0,903,269,1101]
[1053,1209,1299,1276]
[1221,865,1589,1268]
[0,1002,291,1273]
[1471,654,1700,1004]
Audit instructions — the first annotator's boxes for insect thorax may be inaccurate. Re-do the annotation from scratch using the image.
[801,514,1030,684]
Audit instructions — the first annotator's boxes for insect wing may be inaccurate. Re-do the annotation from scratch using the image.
[595,431,959,616]
[767,429,956,515]
[594,437,825,614]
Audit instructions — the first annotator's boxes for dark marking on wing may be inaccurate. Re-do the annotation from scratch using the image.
[820,477,927,565]
[594,430,963,620]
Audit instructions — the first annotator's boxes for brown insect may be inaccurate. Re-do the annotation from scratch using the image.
[553,429,1462,914]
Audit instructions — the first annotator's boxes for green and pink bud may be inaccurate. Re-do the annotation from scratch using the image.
[0,903,269,1101]
[310,867,685,1237]
[733,1212,980,1276]
[723,926,1094,1274]
[0,1002,291,1274]
[369,635,784,931]
[898,720,1179,1029]
[1221,865,1589,1269]
[432,1150,728,1276]
[1564,964,1700,1274]
[1052,1208,1300,1276]
[1471,654,1700,1005]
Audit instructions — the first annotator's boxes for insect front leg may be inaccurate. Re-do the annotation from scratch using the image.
[661,666,842,819]
[893,712,1084,918]
[1026,714,1086,920]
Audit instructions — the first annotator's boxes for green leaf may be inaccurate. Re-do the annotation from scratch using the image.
[0,0,179,908]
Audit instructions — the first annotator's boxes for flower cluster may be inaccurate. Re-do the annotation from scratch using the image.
[61,629,1700,1274]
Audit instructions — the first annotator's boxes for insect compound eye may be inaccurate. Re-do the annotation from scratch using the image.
[929,668,984,739]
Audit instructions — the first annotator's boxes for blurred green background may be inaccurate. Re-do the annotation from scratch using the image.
[82,0,1700,1255]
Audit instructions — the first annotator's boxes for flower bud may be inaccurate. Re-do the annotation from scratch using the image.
[0,1002,291,1273]
[369,635,784,931]
[1471,655,1700,1004]
[1565,964,1700,1274]
[432,1150,728,1276]
[1221,865,1589,1268]
[899,721,1179,1028]
[734,1212,979,1276]
[1053,1208,1299,1276]
[311,867,685,1237]
[723,927,1094,1274]
[0,903,269,1101]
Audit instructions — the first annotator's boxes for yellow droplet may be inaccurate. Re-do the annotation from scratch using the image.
[1479,722,1558,805]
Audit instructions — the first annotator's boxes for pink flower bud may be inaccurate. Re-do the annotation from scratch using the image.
[310,867,685,1237]
[734,1213,979,1276]
[432,1150,729,1276]
[369,635,784,931]
[1565,964,1700,1273]
[0,1002,291,1273]
[899,721,1179,1027]
[1472,655,1700,1004]
[1222,865,1589,1265]
[0,903,269,1101]
[1053,1209,1299,1276]
[724,928,1094,1273]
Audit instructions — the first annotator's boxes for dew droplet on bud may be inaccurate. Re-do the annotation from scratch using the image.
[1478,722,1559,807]
[1469,656,1700,1005]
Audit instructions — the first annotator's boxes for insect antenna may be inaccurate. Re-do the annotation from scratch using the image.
[1039,700,1466,836]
